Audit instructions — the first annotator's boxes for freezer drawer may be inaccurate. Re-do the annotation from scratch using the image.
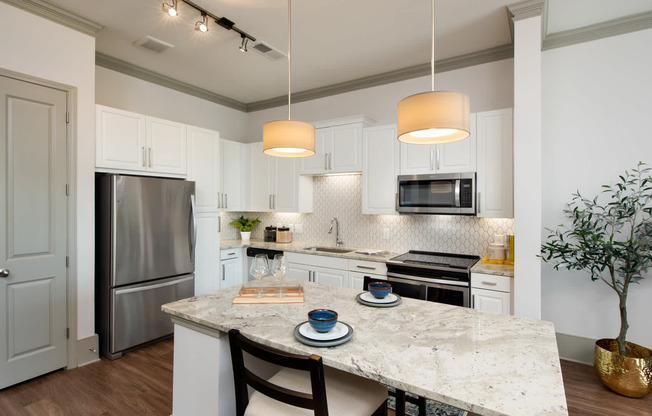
[110,274,194,355]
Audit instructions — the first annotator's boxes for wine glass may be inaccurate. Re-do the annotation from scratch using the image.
[270,254,287,297]
[249,254,269,298]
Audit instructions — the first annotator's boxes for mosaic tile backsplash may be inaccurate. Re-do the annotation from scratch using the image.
[221,175,513,257]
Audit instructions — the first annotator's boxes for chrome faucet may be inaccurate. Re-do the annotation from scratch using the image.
[328,217,343,247]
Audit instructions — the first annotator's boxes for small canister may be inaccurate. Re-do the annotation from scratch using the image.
[488,243,506,261]
[264,226,277,242]
[276,226,292,243]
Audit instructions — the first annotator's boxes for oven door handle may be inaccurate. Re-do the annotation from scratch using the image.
[386,272,470,287]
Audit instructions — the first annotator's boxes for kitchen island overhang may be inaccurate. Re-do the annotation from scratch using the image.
[162,281,568,416]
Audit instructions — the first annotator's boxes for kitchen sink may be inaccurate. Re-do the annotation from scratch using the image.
[303,246,355,254]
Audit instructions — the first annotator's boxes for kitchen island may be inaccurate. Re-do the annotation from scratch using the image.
[162,281,567,416]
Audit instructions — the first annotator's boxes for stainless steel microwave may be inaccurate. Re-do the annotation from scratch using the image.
[396,172,476,215]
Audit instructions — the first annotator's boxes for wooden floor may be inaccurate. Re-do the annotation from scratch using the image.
[0,338,650,416]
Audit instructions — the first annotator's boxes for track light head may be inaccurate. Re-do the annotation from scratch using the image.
[196,13,208,32]
[162,0,178,17]
[239,35,248,52]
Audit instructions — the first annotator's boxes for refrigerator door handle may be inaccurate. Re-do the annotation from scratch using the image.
[190,194,197,262]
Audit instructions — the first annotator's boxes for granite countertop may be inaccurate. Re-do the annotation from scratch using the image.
[163,281,567,416]
[220,238,396,263]
[471,261,515,278]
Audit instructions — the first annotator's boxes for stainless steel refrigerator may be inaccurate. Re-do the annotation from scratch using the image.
[96,174,196,359]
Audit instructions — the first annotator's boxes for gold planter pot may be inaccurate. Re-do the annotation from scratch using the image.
[594,338,652,398]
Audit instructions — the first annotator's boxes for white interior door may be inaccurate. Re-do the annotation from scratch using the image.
[0,76,68,389]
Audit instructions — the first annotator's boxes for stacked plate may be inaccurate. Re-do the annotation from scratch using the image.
[294,321,354,347]
[356,292,402,308]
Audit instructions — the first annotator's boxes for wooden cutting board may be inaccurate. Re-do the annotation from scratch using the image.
[233,285,304,304]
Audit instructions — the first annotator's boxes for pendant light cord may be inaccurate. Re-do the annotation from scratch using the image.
[430,0,434,92]
[288,0,292,120]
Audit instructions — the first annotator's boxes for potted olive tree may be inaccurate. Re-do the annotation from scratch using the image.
[541,162,652,398]
[229,216,260,242]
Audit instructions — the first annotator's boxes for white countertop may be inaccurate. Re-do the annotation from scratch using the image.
[162,281,567,416]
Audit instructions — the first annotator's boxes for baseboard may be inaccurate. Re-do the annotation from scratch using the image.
[76,334,100,367]
[556,332,595,365]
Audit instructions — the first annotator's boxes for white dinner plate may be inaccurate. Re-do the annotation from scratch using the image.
[360,292,398,304]
[298,321,349,341]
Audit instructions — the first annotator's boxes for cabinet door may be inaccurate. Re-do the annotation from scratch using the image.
[300,129,328,174]
[476,108,513,218]
[146,116,187,175]
[275,157,299,212]
[221,258,243,289]
[187,125,220,212]
[194,213,221,296]
[399,143,436,174]
[287,263,311,283]
[362,125,399,214]
[247,142,275,212]
[314,266,349,288]
[472,288,511,315]
[221,139,244,211]
[96,105,146,171]
[437,116,476,173]
[330,124,362,173]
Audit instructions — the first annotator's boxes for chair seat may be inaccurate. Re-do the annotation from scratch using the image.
[245,366,387,416]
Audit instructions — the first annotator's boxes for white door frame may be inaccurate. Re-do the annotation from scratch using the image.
[0,68,78,369]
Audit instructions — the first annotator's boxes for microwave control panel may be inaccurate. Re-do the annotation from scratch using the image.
[460,179,473,208]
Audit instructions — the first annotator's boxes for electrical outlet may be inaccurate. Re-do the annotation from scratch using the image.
[383,228,390,239]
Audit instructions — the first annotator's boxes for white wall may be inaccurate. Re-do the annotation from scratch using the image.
[541,28,652,349]
[0,3,96,340]
[96,67,248,140]
[245,59,514,141]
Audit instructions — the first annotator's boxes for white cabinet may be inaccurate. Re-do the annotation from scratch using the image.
[471,272,513,315]
[348,259,387,290]
[247,142,312,213]
[194,213,221,296]
[286,252,349,288]
[220,248,243,289]
[187,125,220,212]
[220,139,245,211]
[96,105,186,176]
[399,116,476,175]
[362,125,399,215]
[476,108,513,218]
[301,116,372,175]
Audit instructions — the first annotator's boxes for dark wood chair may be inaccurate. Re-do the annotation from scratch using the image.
[362,276,428,416]
[228,328,388,416]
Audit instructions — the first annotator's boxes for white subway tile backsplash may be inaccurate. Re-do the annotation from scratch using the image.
[222,175,513,257]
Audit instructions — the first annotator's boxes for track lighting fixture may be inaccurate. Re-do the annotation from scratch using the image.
[239,35,248,52]
[196,13,208,32]
[162,0,178,17]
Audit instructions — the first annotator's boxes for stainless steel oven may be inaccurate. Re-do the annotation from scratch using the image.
[386,251,480,307]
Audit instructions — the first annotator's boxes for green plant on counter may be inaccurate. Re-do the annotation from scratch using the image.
[229,216,260,232]
[540,162,652,357]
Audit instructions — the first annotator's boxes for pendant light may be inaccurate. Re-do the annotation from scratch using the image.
[397,0,470,144]
[263,0,315,157]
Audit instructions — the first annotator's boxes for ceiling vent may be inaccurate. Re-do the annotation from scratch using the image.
[252,41,287,61]
[133,36,175,53]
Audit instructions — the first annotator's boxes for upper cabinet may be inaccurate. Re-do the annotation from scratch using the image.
[476,108,513,218]
[96,105,186,176]
[220,139,245,212]
[399,116,476,175]
[362,124,399,215]
[300,116,373,175]
[186,125,220,212]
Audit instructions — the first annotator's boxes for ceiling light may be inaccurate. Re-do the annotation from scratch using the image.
[196,13,208,32]
[397,0,470,145]
[263,0,315,157]
[239,35,248,52]
[162,0,178,17]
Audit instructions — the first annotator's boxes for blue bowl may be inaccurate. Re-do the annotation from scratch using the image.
[368,282,392,299]
[308,309,338,333]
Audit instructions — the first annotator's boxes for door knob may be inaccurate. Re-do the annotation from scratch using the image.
[0,269,10,278]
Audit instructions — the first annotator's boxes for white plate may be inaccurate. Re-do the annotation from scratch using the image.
[360,292,398,304]
[298,321,349,341]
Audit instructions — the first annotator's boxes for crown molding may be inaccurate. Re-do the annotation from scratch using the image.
[543,9,652,51]
[507,0,544,22]
[0,0,103,36]
[246,44,514,113]
[96,52,248,112]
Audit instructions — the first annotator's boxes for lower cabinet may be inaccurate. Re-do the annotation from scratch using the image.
[471,273,513,315]
[286,253,349,288]
[220,248,243,289]
[195,213,221,296]
[348,260,388,290]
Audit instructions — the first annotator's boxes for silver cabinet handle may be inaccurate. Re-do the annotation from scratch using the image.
[430,149,434,171]
[148,147,152,167]
[142,147,146,167]
[356,265,375,270]
[269,194,273,210]
[222,264,225,281]
[482,281,498,286]
[324,154,328,170]
[0,269,10,278]
[436,148,440,171]
[224,193,228,209]
[472,294,475,308]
